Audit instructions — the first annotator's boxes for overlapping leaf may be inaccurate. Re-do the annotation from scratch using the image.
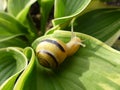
[0,47,27,90]
[8,0,37,40]
[52,0,91,26]
[0,12,31,48]
[14,47,36,90]
[8,0,36,22]
[0,12,28,42]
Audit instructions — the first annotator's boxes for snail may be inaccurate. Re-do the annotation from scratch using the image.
[36,21,85,69]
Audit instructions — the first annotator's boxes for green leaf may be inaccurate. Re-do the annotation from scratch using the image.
[29,30,120,90]
[0,12,28,42]
[82,0,120,14]
[0,47,27,90]
[14,47,36,90]
[0,38,28,48]
[71,8,120,46]
[8,0,36,22]
[22,15,38,43]
[38,0,54,34]
[53,0,91,26]
[8,0,38,42]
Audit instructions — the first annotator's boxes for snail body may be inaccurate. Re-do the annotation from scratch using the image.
[36,36,84,69]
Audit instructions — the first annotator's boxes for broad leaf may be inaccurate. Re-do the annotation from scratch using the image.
[18,30,120,90]
[8,0,38,41]
[52,0,91,26]
[14,47,36,90]
[0,12,28,42]
[8,0,36,22]
[0,47,27,90]
[0,38,28,48]
[69,8,120,46]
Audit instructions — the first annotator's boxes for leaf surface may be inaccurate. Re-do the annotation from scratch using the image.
[17,30,120,90]
[14,47,36,90]
[8,0,36,21]
[0,47,27,90]
[0,12,28,42]
[53,0,91,26]
[66,8,120,46]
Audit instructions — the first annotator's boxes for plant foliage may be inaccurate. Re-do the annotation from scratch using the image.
[0,0,120,90]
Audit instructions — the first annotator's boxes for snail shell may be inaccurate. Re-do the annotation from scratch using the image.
[36,36,83,69]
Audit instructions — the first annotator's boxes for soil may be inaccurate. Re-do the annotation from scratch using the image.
[30,2,54,31]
